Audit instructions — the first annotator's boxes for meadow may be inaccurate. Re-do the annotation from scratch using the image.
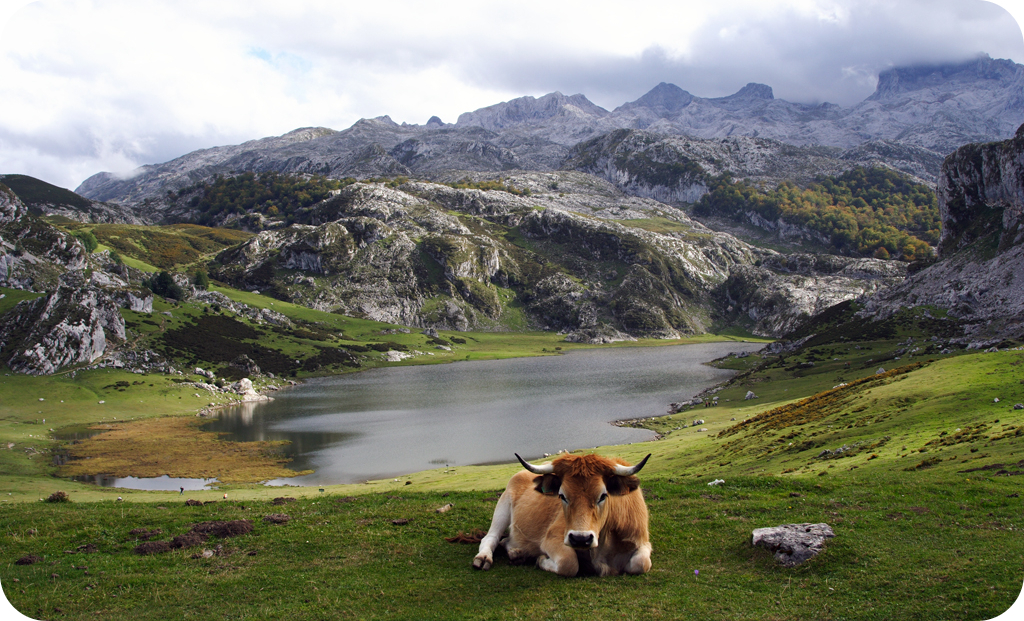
[1,285,1022,620]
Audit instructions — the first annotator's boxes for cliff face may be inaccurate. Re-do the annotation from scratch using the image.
[0,185,154,374]
[859,124,1024,345]
[0,272,126,375]
[0,183,88,290]
[936,124,1024,256]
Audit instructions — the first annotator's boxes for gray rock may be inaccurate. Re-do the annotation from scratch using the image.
[856,125,1024,345]
[0,274,126,375]
[745,391,757,400]
[752,523,835,567]
[229,355,261,377]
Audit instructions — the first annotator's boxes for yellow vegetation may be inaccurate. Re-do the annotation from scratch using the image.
[59,417,311,483]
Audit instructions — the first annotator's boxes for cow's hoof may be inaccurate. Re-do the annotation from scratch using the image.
[472,556,492,571]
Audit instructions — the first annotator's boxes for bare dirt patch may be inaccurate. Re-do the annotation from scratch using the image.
[134,541,171,555]
[191,520,254,538]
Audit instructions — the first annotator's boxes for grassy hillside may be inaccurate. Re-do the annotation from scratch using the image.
[52,223,254,272]
[1,348,1021,620]
[0,174,92,209]
[0,283,761,502]
[1,263,1022,619]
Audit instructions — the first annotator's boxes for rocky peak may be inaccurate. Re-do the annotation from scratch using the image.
[616,82,695,115]
[456,91,608,131]
[716,83,775,102]
[426,116,445,128]
[868,54,1022,101]
[278,127,338,143]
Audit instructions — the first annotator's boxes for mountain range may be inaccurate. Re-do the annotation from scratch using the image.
[0,54,1022,375]
[75,55,1024,215]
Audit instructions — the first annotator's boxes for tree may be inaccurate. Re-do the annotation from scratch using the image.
[148,271,185,300]
[73,230,98,253]
[193,269,210,290]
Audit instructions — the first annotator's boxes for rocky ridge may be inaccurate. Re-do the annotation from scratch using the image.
[858,125,1024,345]
[0,185,157,374]
[75,56,1024,213]
[208,174,905,340]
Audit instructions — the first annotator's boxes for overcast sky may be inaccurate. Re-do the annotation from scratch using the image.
[1,0,1023,191]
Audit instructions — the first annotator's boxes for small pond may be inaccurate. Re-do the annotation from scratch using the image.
[72,474,219,491]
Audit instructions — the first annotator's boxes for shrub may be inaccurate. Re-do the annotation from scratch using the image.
[45,491,70,503]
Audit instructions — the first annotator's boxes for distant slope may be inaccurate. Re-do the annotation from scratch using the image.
[1,174,141,224]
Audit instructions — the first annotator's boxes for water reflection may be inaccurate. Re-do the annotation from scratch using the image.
[205,342,762,485]
[54,426,109,442]
[73,474,218,491]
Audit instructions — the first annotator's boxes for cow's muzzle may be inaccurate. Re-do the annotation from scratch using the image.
[566,531,597,549]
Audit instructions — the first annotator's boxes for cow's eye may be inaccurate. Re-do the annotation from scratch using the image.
[598,492,608,504]
[558,493,568,504]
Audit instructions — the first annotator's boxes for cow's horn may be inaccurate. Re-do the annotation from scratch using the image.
[613,453,651,476]
[515,453,554,474]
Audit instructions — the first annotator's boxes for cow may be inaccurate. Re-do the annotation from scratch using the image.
[472,452,652,577]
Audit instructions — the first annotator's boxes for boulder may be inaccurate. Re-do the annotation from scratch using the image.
[752,523,835,567]
[229,354,261,377]
[230,378,269,402]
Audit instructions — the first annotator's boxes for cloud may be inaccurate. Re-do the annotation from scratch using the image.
[0,0,1021,190]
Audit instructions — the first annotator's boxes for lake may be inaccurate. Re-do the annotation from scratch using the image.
[203,341,763,486]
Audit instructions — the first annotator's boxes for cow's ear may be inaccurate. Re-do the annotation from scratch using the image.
[605,474,640,496]
[533,474,561,495]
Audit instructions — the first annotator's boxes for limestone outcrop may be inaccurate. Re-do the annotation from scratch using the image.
[0,273,126,375]
[859,124,1024,345]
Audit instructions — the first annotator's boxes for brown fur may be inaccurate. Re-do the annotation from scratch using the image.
[472,453,652,576]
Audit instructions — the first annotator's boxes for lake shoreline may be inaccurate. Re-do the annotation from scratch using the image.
[45,336,767,496]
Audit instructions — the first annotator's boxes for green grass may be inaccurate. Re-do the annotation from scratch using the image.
[1,286,1022,619]
[56,223,252,272]
[0,287,46,315]
[0,284,762,504]
[1,468,1020,620]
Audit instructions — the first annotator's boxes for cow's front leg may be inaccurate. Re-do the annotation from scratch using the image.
[473,494,513,570]
[624,542,653,575]
[536,549,579,576]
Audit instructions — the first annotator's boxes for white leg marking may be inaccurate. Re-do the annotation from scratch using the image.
[473,492,512,570]
[625,542,653,575]
[537,554,561,574]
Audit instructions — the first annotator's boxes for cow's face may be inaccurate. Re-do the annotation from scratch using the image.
[528,453,647,550]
